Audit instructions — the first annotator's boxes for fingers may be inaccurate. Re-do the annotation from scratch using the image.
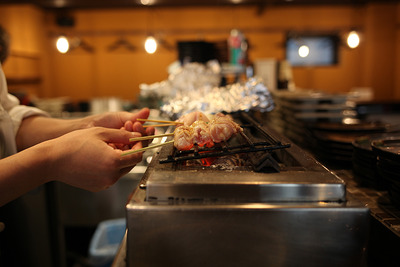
[122,111,154,137]
[132,121,145,133]
[118,141,144,168]
[131,122,155,136]
[120,108,150,126]
[122,120,134,131]
[131,122,155,147]
[145,125,155,136]
[133,108,150,122]
[98,128,141,145]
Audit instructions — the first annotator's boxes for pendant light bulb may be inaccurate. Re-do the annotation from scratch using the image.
[144,36,157,54]
[56,36,69,54]
[347,31,360,49]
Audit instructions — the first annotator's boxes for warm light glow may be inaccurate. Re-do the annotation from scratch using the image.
[144,36,157,54]
[347,31,360,49]
[141,0,153,5]
[56,36,69,53]
[298,45,310,58]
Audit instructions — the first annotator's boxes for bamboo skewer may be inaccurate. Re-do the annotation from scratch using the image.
[137,118,183,124]
[121,140,174,156]
[129,133,174,142]
[142,123,180,128]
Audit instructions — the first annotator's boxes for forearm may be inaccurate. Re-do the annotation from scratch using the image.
[15,109,151,151]
[0,141,53,206]
[1,126,146,206]
[16,115,87,151]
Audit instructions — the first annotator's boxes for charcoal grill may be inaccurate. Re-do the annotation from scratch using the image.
[126,112,369,267]
[159,112,290,165]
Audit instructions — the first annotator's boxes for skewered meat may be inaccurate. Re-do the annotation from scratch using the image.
[174,112,242,150]
[191,120,214,147]
[174,125,194,151]
[177,111,210,126]
[209,113,243,143]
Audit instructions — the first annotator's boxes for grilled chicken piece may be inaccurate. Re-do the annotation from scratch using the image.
[191,120,214,147]
[174,112,242,150]
[177,111,210,126]
[174,125,194,151]
[209,113,243,143]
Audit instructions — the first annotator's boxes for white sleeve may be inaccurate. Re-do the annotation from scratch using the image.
[0,64,49,135]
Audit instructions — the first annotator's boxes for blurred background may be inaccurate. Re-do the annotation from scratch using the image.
[1,1,400,267]
[0,0,399,110]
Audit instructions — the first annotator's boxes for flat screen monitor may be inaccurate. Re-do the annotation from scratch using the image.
[286,35,338,66]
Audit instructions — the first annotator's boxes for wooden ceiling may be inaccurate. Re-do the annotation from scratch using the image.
[1,0,398,10]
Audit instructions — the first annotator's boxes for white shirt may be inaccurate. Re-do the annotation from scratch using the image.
[0,64,48,158]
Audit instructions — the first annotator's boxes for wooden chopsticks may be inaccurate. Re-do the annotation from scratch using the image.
[121,140,174,156]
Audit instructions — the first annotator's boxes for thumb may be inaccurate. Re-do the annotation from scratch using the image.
[124,108,150,123]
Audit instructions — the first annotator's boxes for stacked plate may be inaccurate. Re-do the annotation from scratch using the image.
[352,135,387,189]
[311,121,391,165]
[372,137,400,208]
[270,90,356,150]
[269,89,400,169]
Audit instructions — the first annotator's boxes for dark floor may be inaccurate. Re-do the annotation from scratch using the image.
[65,226,96,267]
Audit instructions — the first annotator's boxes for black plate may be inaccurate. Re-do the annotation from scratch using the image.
[352,135,375,152]
[377,157,400,173]
[372,138,400,162]
[376,161,400,189]
[312,121,390,132]
[353,149,376,164]
[353,133,400,151]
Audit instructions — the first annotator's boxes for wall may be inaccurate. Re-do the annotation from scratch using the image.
[0,5,48,100]
[395,3,400,100]
[362,3,398,101]
[0,3,399,103]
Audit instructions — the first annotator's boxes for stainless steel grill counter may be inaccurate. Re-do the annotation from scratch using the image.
[125,112,369,267]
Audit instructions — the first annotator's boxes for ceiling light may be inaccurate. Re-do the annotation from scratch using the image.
[141,0,154,5]
[347,31,360,49]
[56,36,69,53]
[144,36,157,54]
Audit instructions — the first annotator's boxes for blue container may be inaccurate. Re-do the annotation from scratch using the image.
[89,218,126,267]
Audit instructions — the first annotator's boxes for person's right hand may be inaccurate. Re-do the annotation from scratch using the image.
[44,127,143,192]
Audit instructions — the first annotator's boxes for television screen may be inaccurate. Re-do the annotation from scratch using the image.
[286,35,338,66]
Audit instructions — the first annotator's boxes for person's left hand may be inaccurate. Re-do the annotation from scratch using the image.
[84,107,155,149]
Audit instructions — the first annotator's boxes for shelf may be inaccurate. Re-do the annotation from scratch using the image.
[6,77,42,85]
[9,50,41,60]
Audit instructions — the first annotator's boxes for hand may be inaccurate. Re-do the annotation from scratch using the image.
[86,107,154,135]
[2,107,157,205]
[85,107,155,148]
[46,127,144,192]
[16,108,156,151]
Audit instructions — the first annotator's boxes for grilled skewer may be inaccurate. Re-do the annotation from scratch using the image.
[123,112,244,156]
[121,140,174,156]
